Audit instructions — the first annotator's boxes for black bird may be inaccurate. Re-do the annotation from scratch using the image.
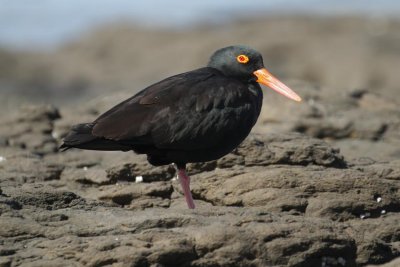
[61,45,301,209]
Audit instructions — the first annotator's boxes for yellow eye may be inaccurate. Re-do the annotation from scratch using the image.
[236,54,249,64]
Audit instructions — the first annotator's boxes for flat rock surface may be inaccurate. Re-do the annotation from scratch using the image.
[1,105,399,266]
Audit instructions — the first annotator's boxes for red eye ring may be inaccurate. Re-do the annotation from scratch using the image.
[236,54,249,64]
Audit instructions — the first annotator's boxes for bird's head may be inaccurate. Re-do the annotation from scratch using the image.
[208,45,301,102]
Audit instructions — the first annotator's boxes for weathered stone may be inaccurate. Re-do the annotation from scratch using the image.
[98,182,173,208]
[16,105,61,122]
[367,257,400,267]
[0,153,64,184]
[83,168,111,185]
[1,119,400,266]
[0,105,61,155]
[236,133,346,168]
[11,189,85,210]
[106,162,175,183]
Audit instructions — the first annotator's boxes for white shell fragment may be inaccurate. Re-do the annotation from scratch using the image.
[83,166,88,171]
[0,156,6,163]
[360,212,371,219]
[51,131,59,139]
[381,210,386,214]
[135,176,143,183]
[376,197,382,203]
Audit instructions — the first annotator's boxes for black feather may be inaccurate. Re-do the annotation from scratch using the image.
[61,46,266,167]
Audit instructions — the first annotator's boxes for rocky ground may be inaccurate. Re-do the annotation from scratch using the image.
[1,16,400,267]
[1,86,400,266]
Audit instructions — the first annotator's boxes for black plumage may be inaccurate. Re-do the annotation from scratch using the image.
[61,45,301,209]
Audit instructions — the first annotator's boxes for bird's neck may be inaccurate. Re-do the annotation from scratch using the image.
[208,66,255,83]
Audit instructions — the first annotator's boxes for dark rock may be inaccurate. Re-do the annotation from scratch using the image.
[0,257,12,267]
[0,105,61,155]
[0,153,64,184]
[1,131,399,266]
[16,105,61,122]
[186,133,347,174]
[12,190,85,210]
[0,137,8,147]
[0,216,44,238]
[34,213,69,223]
[236,133,346,168]
[357,241,394,265]
[98,182,173,209]
[0,247,16,256]
[216,153,245,169]
[367,258,400,267]
[83,168,111,185]
[0,199,22,210]
[348,88,369,99]
[1,126,399,266]
[187,161,217,175]
[294,116,354,139]
[106,162,175,183]
[347,214,400,266]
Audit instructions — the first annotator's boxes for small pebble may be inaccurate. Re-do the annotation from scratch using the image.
[381,210,386,214]
[338,257,346,266]
[377,197,382,203]
[115,237,119,241]
[83,166,88,171]
[0,156,6,163]
[51,131,59,139]
[135,176,143,183]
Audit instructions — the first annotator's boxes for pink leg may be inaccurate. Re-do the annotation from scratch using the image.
[177,169,195,209]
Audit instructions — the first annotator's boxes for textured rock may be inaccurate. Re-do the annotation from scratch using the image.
[367,257,400,267]
[1,128,400,266]
[0,105,61,155]
[0,149,64,184]
[98,182,173,209]
[0,204,359,267]
[233,133,346,167]
[106,162,176,183]
[10,188,85,210]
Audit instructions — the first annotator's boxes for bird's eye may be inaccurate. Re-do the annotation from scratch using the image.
[236,54,249,64]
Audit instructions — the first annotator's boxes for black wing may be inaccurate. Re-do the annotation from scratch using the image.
[92,67,255,150]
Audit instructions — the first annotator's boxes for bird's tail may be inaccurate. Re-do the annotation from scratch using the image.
[59,122,131,152]
[59,123,97,151]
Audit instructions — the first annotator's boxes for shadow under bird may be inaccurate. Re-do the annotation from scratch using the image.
[60,45,301,209]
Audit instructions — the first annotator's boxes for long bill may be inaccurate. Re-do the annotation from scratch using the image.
[253,68,302,102]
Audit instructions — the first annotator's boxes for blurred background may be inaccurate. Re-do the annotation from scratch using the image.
[1,0,400,160]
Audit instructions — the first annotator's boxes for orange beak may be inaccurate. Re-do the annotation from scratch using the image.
[253,68,302,102]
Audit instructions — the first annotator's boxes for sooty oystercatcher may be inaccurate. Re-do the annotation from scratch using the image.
[60,45,301,209]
